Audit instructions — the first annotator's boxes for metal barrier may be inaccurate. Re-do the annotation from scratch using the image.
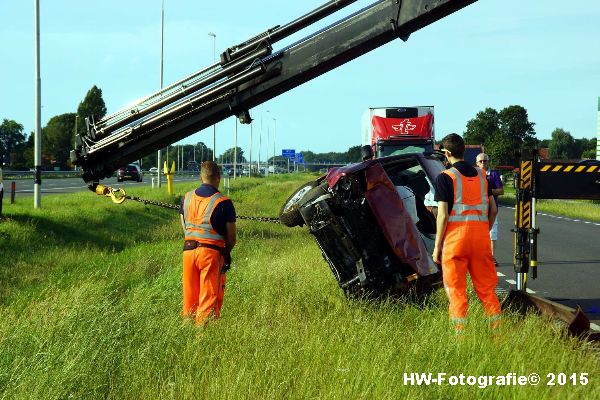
[0,170,82,179]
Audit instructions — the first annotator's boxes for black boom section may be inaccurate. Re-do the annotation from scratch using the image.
[71,0,477,182]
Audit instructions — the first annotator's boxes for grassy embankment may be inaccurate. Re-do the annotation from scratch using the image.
[0,174,598,399]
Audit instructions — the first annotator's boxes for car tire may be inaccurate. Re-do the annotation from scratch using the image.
[279,180,329,227]
[279,181,319,227]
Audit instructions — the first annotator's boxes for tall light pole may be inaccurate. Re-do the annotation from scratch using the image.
[234,118,238,180]
[208,32,217,161]
[272,116,276,174]
[157,0,165,188]
[34,0,42,208]
[266,124,270,176]
[258,115,262,175]
[249,121,253,177]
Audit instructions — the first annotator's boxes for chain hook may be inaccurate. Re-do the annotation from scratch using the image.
[108,187,127,204]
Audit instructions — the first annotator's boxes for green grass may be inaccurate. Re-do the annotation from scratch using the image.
[0,175,598,399]
[499,186,600,223]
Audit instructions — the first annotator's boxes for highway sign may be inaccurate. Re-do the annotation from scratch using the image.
[282,149,295,158]
[295,152,304,164]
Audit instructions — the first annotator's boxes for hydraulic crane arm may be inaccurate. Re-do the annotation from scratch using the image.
[71,0,477,182]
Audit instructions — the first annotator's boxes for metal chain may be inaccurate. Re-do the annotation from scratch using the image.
[123,193,281,224]
[125,194,179,210]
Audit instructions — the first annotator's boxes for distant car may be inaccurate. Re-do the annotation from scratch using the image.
[149,167,159,174]
[117,164,143,182]
[279,152,445,299]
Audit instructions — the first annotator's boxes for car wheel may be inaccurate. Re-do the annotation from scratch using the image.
[279,181,318,227]
[279,180,329,227]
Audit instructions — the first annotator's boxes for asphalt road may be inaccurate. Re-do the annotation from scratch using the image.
[6,176,199,196]
[494,205,600,327]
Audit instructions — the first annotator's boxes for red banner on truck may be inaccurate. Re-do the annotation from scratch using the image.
[370,114,434,145]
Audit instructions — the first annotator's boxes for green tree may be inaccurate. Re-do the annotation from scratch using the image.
[498,105,536,149]
[548,128,578,159]
[301,150,316,163]
[462,105,536,166]
[218,147,246,164]
[346,145,362,163]
[573,137,597,159]
[43,113,77,169]
[463,108,499,145]
[0,119,26,167]
[580,138,597,159]
[76,85,107,134]
[538,139,551,148]
[194,142,213,163]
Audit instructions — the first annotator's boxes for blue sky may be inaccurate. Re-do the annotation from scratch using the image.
[1,0,599,159]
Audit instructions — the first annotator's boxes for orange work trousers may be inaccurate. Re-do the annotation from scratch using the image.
[182,246,225,324]
[442,222,501,328]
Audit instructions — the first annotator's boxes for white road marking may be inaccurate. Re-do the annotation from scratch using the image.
[504,206,600,226]
[591,323,600,332]
[526,288,536,294]
[497,272,505,277]
[506,279,516,285]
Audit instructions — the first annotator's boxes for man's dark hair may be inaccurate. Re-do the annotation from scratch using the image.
[441,133,465,159]
[201,161,221,182]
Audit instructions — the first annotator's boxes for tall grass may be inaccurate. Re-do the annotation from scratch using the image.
[0,175,598,399]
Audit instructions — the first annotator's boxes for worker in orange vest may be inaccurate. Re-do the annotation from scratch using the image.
[180,161,237,324]
[432,134,501,333]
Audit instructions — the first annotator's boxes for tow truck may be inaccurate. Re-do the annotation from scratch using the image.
[70,0,600,340]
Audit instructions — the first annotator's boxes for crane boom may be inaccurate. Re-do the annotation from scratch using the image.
[71,0,477,182]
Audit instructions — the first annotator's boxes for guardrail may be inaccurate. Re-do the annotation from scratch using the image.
[0,170,82,179]
[0,170,204,180]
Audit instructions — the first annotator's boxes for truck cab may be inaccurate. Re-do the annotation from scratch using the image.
[362,106,435,158]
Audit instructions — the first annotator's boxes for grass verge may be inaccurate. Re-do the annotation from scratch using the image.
[0,174,598,399]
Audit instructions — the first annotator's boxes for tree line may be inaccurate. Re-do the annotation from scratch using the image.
[463,105,596,165]
[1,88,596,171]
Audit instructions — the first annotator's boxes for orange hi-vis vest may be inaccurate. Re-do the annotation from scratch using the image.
[442,167,489,226]
[182,191,229,248]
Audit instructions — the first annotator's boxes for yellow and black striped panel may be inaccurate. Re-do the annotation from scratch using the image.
[519,161,533,190]
[518,200,531,228]
[539,163,599,173]
[537,161,600,200]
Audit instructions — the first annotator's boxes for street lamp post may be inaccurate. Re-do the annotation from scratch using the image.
[234,118,238,180]
[258,116,262,175]
[265,110,270,176]
[249,121,253,177]
[157,0,165,188]
[34,0,42,208]
[272,117,276,174]
[208,32,217,162]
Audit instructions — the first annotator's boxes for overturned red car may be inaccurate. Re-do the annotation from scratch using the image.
[279,152,446,298]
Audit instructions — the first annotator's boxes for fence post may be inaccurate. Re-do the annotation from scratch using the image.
[11,181,16,204]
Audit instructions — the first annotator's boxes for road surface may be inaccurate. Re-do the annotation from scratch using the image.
[494,205,600,327]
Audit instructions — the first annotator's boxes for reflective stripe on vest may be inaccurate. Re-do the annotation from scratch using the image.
[444,167,488,223]
[183,191,226,243]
